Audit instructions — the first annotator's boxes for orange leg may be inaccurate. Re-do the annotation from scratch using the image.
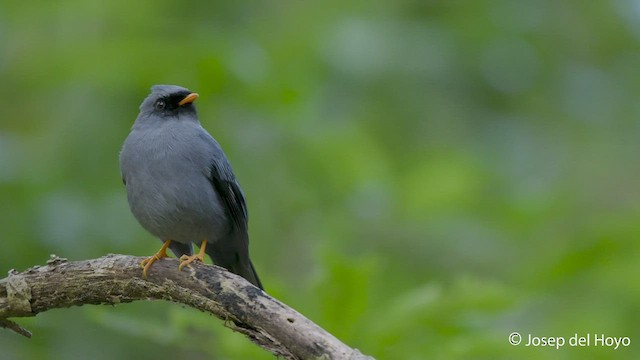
[140,240,172,278]
[178,239,207,271]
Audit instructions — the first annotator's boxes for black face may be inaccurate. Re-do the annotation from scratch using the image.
[152,91,195,115]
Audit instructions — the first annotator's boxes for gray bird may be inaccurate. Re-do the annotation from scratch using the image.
[119,85,263,289]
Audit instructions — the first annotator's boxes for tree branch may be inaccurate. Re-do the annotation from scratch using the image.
[0,254,373,360]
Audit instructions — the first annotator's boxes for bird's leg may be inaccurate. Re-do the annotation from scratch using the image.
[140,240,172,278]
[178,239,207,271]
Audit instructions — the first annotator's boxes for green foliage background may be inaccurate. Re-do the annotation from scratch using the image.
[1,1,639,359]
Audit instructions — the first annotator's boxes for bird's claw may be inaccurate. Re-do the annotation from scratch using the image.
[178,254,205,271]
[140,240,172,278]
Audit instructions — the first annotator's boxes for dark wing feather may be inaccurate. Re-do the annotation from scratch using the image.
[209,157,248,231]
[205,137,263,289]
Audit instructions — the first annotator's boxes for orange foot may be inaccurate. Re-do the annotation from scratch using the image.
[178,239,208,271]
[140,240,172,278]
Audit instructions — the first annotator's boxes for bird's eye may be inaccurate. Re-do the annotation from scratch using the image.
[155,100,166,110]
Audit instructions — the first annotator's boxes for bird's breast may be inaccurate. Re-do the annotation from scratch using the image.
[121,126,228,242]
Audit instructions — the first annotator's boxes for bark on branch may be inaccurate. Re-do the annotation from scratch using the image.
[0,254,373,360]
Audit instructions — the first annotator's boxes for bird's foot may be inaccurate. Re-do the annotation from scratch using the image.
[140,240,172,278]
[178,239,208,271]
[178,253,205,271]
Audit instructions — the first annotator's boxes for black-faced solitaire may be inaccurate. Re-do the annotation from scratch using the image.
[119,85,263,289]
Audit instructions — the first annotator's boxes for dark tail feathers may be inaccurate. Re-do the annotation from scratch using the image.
[205,244,263,290]
[238,258,263,290]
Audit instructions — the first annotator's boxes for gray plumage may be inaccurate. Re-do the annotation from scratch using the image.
[119,85,262,289]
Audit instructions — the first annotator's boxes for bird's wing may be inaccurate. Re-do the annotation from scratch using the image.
[209,156,249,232]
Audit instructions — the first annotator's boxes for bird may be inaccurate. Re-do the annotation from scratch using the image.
[119,85,263,289]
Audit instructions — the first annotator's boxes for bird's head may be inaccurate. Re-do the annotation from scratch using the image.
[136,85,199,125]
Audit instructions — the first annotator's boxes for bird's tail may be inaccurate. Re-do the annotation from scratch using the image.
[205,243,263,290]
[239,259,263,290]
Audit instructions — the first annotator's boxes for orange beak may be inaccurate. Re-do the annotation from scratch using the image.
[178,92,199,106]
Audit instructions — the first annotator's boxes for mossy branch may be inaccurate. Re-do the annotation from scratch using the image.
[0,254,373,360]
